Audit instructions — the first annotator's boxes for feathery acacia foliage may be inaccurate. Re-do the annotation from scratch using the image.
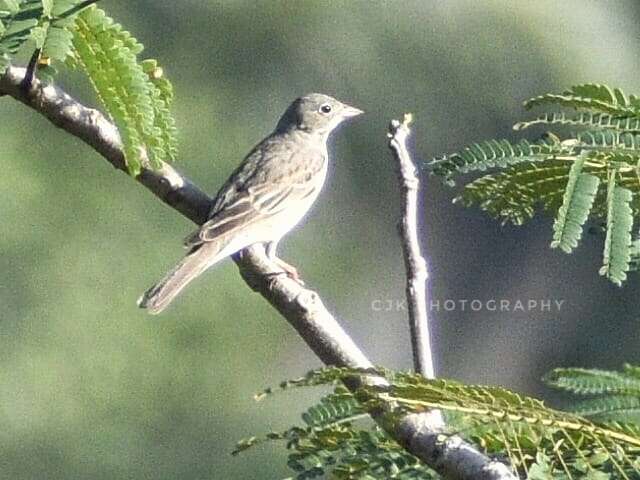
[237,367,640,479]
[71,6,177,173]
[0,1,178,174]
[545,365,640,425]
[429,83,640,285]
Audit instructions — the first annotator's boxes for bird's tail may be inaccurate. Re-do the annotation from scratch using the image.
[137,242,225,314]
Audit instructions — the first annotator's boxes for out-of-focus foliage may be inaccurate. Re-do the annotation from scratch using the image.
[238,368,640,479]
[430,84,640,286]
[546,364,640,425]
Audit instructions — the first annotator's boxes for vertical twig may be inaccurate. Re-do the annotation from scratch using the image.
[388,114,435,379]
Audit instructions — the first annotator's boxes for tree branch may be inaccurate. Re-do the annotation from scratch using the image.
[0,65,516,480]
[388,113,435,379]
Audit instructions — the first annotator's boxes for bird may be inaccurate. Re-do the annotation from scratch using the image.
[138,93,363,314]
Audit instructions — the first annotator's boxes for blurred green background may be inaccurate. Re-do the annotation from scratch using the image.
[2,1,640,478]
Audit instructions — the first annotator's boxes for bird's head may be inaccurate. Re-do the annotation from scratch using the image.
[276,93,363,137]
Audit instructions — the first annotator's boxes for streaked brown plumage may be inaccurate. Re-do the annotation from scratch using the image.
[138,93,363,314]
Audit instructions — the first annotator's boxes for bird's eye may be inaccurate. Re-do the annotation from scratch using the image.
[320,104,332,114]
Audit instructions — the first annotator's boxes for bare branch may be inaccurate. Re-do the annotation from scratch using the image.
[388,113,435,378]
[0,65,516,480]
[388,114,443,433]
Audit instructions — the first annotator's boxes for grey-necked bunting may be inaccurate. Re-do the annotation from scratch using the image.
[138,93,363,314]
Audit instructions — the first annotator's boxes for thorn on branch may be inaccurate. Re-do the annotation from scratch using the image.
[19,48,41,95]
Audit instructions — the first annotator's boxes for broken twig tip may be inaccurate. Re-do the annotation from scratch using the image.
[388,113,414,139]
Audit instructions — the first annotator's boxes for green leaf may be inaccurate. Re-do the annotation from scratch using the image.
[628,239,640,272]
[525,83,639,117]
[599,172,633,286]
[53,0,99,20]
[40,22,74,62]
[544,367,640,396]
[545,365,640,429]
[141,58,178,162]
[585,471,612,480]
[0,0,43,74]
[41,0,53,17]
[428,137,571,185]
[0,1,21,14]
[456,161,575,225]
[550,156,600,253]
[574,395,640,424]
[514,112,640,133]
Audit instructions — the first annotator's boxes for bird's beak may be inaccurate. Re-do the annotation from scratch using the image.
[342,104,364,117]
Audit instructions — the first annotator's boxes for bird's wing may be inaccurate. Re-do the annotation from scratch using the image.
[184,147,325,249]
[184,181,318,249]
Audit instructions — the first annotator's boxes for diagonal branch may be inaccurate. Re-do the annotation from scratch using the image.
[0,65,516,480]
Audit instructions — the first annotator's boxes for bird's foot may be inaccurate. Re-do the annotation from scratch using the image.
[272,257,305,285]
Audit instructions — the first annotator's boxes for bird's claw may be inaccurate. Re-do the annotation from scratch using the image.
[271,258,305,285]
[278,260,304,285]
